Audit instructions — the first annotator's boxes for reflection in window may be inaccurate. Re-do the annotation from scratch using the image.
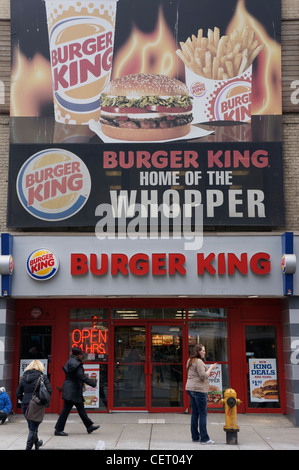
[151,364,183,408]
[70,308,108,320]
[188,308,227,319]
[188,321,228,362]
[114,326,146,363]
[111,308,186,319]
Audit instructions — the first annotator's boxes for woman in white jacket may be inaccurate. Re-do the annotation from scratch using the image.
[185,344,217,444]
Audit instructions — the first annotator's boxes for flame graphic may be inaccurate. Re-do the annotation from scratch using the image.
[226,0,281,115]
[11,47,52,116]
[112,7,183,80]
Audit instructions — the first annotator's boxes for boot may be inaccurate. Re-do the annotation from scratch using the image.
[25,431,35,450]
[34,432,43,450]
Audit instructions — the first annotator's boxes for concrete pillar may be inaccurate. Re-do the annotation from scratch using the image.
[282,297,299,426]
[0,298,15,398]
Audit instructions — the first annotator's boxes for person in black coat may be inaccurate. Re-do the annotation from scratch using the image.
[16,360,52,450]
[54,346,99,436]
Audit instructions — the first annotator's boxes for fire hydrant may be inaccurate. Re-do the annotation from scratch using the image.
[220,388,242,444]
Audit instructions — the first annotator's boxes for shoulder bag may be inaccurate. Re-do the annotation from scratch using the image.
[38,375,51,407]
[25,376,46,423]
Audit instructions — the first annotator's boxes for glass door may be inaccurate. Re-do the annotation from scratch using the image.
[244,324,283,412]
[149,324,184,411]
[112,322,185,411]
[18,325,53,411]
[113,325,147,409]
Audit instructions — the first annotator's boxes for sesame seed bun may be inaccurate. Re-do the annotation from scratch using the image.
[104,73,190,97]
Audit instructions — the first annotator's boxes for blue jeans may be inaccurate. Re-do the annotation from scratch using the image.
[187,391,209,442]
[22,404,39,432]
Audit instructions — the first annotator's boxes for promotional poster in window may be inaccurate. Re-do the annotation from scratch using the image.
[8,0,284,229]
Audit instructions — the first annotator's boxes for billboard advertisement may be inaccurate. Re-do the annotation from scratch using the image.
[8,0,283,229]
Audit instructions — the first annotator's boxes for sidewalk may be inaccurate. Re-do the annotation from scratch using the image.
[1,412,299,451]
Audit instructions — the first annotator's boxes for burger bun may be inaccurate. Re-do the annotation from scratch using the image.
[101,123,191,142]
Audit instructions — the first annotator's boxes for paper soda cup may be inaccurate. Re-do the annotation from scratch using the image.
[44,0,118,125]
[185,65,252,124]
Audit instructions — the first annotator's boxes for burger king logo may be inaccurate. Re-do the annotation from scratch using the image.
[26,249,59,281]
[50,17,114,116]
[17,149,91,221]
[210,79,252,122]
[281,254,286,273]
[9,255,13,275]
[190,81,206,97]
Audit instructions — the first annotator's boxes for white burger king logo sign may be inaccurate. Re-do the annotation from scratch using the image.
[26,249,59,281]
[17,148,91,221]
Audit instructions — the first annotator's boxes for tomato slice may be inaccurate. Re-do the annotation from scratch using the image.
[146,105,192,113]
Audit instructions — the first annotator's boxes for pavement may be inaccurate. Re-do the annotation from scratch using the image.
[1,412,299,452]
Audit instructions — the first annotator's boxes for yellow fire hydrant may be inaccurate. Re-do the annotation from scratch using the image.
[220,388,242,444]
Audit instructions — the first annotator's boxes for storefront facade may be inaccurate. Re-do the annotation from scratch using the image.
[3,233,296,418]
[2,0,299,426]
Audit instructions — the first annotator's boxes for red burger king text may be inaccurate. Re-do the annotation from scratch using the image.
[70,252,271,277]
[103,148,269,170]
[25,162,83,206]
[51,32,113,90]
[30,253,55,274]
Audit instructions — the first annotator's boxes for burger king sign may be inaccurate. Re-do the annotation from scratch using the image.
[26,249,59,281]
[17,148,91,221]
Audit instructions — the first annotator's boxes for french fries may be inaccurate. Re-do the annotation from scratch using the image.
[176,26,264,80]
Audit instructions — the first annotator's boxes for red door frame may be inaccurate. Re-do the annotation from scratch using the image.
[12,318,57,414]
[12,303,69,415]
[240,319,286,414]
[12,297,286,415]
[109,320,186,413]
[148,321,186,413]
[109,320,148,411]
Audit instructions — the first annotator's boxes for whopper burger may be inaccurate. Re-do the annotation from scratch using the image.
[261,380,278,400]
[99,73,193,141]
[207,385,222,403]
[252,379,278,400]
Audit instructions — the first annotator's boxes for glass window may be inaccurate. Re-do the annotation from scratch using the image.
[114,326,146,363]
[18,326,52,409]
[188,308,227,319]
[151,364,184,408]
[188,321,228,362]
[70,308,108,320]
[245,325,280,409]
[151,325,183,408]
[111,308,186,319]
[113,326,146,407]
[69,321,108,362]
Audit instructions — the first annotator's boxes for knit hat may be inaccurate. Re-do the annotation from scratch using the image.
[72,346,83,356]
[0,387,5,393]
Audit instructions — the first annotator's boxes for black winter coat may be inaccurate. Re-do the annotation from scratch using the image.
[16,369,52,405]
[62,355,97,403]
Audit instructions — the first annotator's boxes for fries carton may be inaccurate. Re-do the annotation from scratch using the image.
[185,64,252,123]
[44,0,118,125]
[177,26,263,124]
